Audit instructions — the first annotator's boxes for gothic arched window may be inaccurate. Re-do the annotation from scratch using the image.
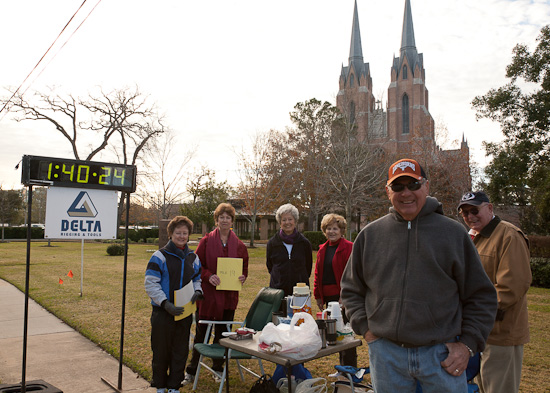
[402,94,410,134]
[403,65,408,80]
[350,74,355,88]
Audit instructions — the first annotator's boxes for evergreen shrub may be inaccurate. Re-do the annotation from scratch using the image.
[107,244,125,256]
[531,258,550,288]
[303,231,326,251]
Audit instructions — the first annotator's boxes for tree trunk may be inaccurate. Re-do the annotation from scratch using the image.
[249,215,256,247]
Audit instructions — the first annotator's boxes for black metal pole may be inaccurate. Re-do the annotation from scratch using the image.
[117,192,131,389]
[22,185,33,393]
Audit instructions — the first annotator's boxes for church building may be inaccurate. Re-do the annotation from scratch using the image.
[337,0,470,188]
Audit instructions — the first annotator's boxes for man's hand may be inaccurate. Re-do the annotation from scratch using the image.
[191,290,204,304]
[364,330,379,343]
[440,342,470,376]
[163,301,184,316]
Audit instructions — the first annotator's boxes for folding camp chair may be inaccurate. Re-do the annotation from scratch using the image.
[192,287,284,393]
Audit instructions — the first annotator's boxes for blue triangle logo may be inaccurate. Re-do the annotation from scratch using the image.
[67,191,98,217]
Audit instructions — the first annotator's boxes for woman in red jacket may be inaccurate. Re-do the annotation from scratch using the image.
[184,203,249,385]
[313,213,356,367]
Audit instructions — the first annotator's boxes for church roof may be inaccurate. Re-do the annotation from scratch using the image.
[341,0,370,83]
[393,0,423,76]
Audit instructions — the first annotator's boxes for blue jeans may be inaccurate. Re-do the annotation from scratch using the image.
[368,338,467,393]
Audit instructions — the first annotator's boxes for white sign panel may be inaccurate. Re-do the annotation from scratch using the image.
[45,187,118,239]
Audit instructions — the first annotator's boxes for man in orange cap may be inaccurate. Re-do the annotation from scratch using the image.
[341,158,497,393]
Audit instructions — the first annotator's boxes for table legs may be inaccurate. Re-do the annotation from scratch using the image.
[225,347,230,393]
[287,365,293,393]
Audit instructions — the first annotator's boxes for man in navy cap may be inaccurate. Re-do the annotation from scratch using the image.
[458,191,532,393]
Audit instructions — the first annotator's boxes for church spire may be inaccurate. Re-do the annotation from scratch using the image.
[349,0,363,64]
[400,0,416,51]
[399,0,419,71]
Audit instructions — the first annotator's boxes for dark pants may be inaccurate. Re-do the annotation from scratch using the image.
[186,309,236,375]
[151,306,193,389]
[324,295,357,368]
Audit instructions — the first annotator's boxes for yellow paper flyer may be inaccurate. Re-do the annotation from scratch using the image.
[216,257,243,291]
[174,280,196,321]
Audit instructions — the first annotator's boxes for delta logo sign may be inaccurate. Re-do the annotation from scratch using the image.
[60,191,102,236]
[45,187,117,239]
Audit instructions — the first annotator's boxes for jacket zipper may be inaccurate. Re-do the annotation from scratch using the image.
[395,221,412,341]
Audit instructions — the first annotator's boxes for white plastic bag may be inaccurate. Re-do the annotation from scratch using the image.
[337,322,355,342]
[295,377,327,393]
[258,312,322,360]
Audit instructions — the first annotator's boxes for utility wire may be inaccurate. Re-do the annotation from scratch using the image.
[21,0,103,98]
[0,0,93,118]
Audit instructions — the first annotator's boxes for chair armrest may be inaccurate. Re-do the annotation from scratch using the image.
[198,320,244,325]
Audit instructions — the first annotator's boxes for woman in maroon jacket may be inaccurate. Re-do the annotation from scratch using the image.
[184,203,249,385]
[313,213,356,367]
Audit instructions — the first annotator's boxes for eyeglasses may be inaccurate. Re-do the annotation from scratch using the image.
[459,205,485,217]
[388,180,425,192]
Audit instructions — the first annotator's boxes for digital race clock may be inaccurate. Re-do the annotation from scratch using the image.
[21,155,137,192]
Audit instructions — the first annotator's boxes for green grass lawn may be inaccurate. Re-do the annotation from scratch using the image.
[0,241,548,392]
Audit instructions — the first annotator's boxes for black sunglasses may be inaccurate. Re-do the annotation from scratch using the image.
[388,180,424,192]
[460,207,482,217]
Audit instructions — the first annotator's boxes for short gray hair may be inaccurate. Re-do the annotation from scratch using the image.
[275,203,299,224]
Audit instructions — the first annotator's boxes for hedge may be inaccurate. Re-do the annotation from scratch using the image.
[303,231,326,251]
[117,228,159,243]
[529,235,550,258]
[531,258,550,288]
[1,226,44,239]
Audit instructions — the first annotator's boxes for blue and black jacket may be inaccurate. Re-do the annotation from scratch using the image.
[145,240,202,308]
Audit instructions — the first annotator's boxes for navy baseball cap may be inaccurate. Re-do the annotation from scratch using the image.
[457,191,490,211]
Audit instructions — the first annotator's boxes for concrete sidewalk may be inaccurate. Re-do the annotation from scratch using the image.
[0,279,156,393]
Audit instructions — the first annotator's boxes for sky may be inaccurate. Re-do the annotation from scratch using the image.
[1,0,549,192]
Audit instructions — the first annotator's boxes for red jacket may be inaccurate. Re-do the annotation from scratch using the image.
[313,238,353,303]
[196,228,249,320]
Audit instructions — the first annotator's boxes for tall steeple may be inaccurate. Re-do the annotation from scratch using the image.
[399,0,419,71]
[401,0,416,51]
[349,0,363,68]
[337,0,375,141]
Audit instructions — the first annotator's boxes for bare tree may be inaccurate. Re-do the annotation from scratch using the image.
[138,129,196,220]
[408,120,472,218]
[181,166,232,233]
[286,98,338,230]
[0,185,24,241]
[325,96,389,238]
[234,130,289,246]
[4,86,166,219]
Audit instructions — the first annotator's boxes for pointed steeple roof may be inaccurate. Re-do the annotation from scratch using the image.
[341,0,369,83]
[349,0,363,65]
[401,0,416,52]
[393,0,422,76]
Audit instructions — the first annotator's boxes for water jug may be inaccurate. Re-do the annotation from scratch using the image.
[290,283,312,315]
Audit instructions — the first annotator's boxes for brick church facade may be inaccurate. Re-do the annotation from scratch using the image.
[336,0,471,194]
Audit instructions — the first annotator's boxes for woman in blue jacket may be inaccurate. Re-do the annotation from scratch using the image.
[145,216,203,393]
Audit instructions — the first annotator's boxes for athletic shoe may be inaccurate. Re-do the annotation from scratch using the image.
[212,373,222,383]
[182,373,194,386]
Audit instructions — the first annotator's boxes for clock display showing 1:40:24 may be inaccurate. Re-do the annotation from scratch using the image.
[48,162,127,186]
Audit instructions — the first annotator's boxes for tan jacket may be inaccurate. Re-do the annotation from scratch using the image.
[473,216,531,345]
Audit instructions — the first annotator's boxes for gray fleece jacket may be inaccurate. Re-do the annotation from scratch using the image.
[341,196,497,353]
